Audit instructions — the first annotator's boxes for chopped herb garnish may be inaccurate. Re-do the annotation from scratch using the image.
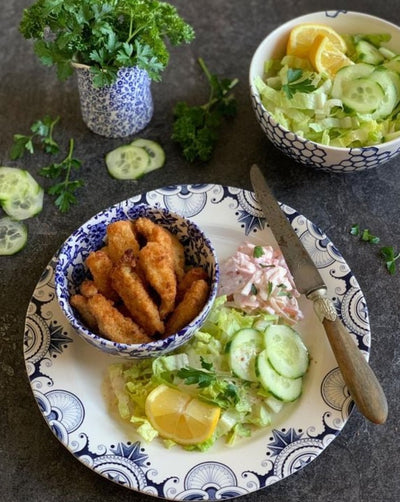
[282,68,317,99]
[250,284,258,295]
[253,245,264,258]
[361,229,380,244]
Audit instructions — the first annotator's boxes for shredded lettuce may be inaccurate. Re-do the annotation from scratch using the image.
[255,36,400,147]
[105,296,293,451]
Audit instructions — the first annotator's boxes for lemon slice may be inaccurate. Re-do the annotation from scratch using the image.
[309,34,353,77]
[287,23,347,58]
[145,384,221,445]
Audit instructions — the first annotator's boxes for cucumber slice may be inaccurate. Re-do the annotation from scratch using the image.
[0,217,28,255]
[384,55,400,73]
[369,68,400,119]
[331,63,375,100]
[2,184,44,220]
[105,145,150,179]
[256,350,303,402]
[264,324,309,379]
[0,167,38,202]
[226,328,264,382]
[130,139,165,172]
[341,78,384,114]
[355,40,384,65]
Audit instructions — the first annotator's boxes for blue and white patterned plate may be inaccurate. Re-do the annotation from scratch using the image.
[24,184,369,500]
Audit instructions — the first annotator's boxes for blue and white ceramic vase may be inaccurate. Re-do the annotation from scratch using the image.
[73,63,154,138]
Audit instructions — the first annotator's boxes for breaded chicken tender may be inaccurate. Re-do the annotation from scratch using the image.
[165,279,210,336]
[135,217,185,280]
[111,252,164,336]
[177,267,209,301]
[86,294,153,344]
[139,241,177,319]
[169,232,186,281]
[79,279,98,298]
[70,294,98,330]
[106,220,140,263]
[86,250,118,301]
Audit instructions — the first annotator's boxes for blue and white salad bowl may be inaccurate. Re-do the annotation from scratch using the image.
[55,201,219,359]
[249,11,400,172]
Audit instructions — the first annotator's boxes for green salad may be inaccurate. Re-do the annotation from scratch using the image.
[255,33,400,147]
[105,295,309,451]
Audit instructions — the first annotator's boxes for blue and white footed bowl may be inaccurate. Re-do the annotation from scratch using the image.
[55,202,219,359]
[73,64,153,138]
[249,11,400,173]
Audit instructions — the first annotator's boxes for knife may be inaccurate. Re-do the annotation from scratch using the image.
[250,164,388,424]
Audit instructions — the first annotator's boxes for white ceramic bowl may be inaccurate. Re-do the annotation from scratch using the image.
[55,201,219,359]
[249,11,400,173]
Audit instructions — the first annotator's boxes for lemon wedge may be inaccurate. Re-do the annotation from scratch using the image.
[309,34,353,77]
[287,23,347,58]
[145,384,221,445]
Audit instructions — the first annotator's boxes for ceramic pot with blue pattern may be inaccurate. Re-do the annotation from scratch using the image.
[73,63,154,138]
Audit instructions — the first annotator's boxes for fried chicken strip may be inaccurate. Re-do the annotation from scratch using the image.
[165,279,210,337]
[177,267,209,302]
[135,217,185,280]
[106,220,140,263]
[86,293,153,344]
[70,294,98,330]
[86,250,118,301]
[111,252,164,336]
[139,241,177,319]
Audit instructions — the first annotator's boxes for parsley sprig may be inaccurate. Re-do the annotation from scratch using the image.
[40,139,84,213]
[10,115,60,159]
[350,223,399,275]
[19,0,195,87]
[176,358,240,408]
[172,58,238,162]
[282,68,317,99]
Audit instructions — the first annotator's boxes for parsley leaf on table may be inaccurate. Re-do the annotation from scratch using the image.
[39,138,84,213]
[10,116,60,159]
[380,246,400,275]
[282,68,317,99]
[172,58,238,162]
[350,224,398,274]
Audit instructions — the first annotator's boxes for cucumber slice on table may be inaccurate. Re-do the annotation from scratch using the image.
[256,350,303,402]
[0,167,37,202]
[0,167,44,220]
[130,138,165,172]
[264,324,309,379]
[0,217,28,255]
[226,328,264,382]
[105,145,150,179]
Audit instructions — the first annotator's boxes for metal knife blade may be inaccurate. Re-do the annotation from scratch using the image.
[250,164,388,424]
[250,164,325,296]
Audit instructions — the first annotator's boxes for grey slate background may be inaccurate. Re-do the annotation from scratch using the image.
[1,1,399,501]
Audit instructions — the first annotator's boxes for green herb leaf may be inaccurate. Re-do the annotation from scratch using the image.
[361,229,380,244]
[380,246,400,275]
[20,0,195,87]
[253,245,264,258]
[176,366,216,388]
[39,138,84,213]
[10,116,60,159]
[172,58,238,162]
[350,223,360,236]
[282,68,317,99]
[250,284,258,295]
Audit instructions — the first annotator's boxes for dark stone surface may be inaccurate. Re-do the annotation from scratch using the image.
[1,1,399,501]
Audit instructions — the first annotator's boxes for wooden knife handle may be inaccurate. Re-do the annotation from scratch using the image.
[322,317,388,424]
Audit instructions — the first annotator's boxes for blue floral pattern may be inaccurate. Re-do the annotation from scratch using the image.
[74,65,153,138]
[24,184,370,500]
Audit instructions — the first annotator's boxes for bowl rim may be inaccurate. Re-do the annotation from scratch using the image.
[55,202,220,352]
[249,10,400,152]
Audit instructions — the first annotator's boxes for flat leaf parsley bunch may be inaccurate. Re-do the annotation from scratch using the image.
[19,0,195,87]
